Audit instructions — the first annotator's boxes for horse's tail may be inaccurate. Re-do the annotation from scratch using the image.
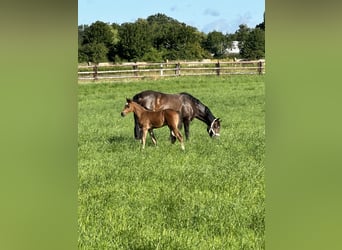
[133,113,142,140]
[132,93,140,140]
[177,111,183,130]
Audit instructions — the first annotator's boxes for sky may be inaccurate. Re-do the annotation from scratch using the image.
[78,0,264,34]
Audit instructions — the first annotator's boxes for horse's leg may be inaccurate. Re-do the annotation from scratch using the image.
[134,114,142,140]
[183,119,190,140]
[149,129,157,146]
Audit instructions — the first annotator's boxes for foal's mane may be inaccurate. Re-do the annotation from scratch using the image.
[127,99,148,111]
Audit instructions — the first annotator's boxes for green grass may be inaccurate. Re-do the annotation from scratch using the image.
[78,75,265,249]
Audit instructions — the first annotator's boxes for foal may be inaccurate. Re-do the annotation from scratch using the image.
[121,98,185,150]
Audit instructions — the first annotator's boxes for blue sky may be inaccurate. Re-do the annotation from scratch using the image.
[78,0,264,34]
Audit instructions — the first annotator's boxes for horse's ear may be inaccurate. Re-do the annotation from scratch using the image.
[126,98,132,103]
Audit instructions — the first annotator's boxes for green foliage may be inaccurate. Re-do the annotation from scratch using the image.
[79,42,108,63]
[78,75,265,249]
[255,12,265,31]
[82,21,114,47]
[117,20,152,62]
[78,13,265,63]
[235,24,251,44]
[141,47,164,62]
[240,28,265,60]
[146,14,207,61]
[79,21,114,63]
[204,31,228,58]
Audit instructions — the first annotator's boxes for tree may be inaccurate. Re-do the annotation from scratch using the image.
[79,21,115,63]
[79,43,108,63]
[77,13,265,63]
[256,12,265,31]
[239,28,265,59]
[82,21,114,47]
[235,24,251,50]
[117,20,152,61]
[147,14,207,60]
[204,31,227,58]
[107,23,121,62]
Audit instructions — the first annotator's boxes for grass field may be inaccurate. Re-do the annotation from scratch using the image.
[78,75,265,249]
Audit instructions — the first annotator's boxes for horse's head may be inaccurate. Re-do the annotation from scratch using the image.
[120,98,133,117]
[207,118,221,137]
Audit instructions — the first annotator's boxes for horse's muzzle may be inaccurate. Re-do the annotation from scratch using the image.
[121,112,126,117]
[209,130,220,138]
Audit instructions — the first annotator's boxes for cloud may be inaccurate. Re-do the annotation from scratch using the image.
[202,19,234,33]
[202,12,256,34]
[234,12,253,26]
[203,8,220,17]
[170,5,178,12]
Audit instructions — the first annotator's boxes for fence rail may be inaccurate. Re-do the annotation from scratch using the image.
[78,60,265,81]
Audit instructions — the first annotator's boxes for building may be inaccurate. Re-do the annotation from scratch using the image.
[225,41,240,54]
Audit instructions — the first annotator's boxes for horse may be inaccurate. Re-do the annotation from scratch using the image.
[132,90,221,142]
[121,98,185,150]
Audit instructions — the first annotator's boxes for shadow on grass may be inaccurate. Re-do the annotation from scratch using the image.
[107,135,131,144]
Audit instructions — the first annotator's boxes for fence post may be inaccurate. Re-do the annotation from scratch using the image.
[216,61,220,76]
[258,61,263,75]
[160,64,164,76]
[175,62,180,76]
[133,63,138,77]
[93,64,98,80]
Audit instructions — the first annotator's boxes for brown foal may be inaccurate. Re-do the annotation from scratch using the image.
[121,98,185,150]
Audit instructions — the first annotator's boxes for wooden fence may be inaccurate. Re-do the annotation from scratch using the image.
[78,60,265,81]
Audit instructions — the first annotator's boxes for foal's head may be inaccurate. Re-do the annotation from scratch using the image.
[120,98,134,117]
[207,118,221,137]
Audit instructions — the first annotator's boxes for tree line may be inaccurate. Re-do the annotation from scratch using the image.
[78,13,265,64]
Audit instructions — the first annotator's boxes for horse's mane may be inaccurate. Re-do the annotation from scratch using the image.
[179,92,216,122]
[179,92,202,104]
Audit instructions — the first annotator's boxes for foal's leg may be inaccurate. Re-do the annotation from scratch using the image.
[148,129,157,144]
[141,128,148,149]
[169,130,177,144]
[149,129,157,145]
[170,126,185,150]
[170,115,183,144]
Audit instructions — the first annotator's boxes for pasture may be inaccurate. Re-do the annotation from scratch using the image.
[78,75,265,249]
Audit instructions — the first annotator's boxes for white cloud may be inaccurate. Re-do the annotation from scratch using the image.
[202,19,234,34]
[203,8,220,17]
[202,12,257,34]
[170,5,178,12]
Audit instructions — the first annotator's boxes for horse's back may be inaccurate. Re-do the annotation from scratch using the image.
[133,90,182,111]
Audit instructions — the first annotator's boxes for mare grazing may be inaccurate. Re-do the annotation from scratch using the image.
[132,90,221,142]
[121,98,185,150]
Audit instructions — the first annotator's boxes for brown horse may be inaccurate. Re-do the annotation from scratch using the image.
[121,98,185,150]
